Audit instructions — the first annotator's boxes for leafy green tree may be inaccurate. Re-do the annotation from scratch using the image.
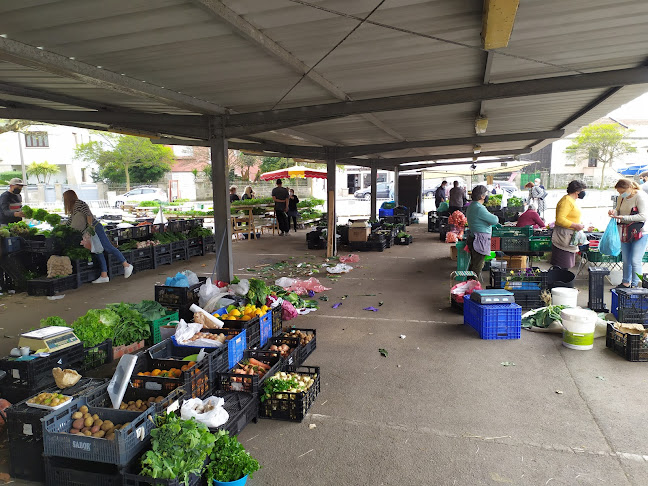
[259,156,292,175]
[75,134,174,190]
[565,123,637,189]
[26,161,60,183]
[0,119,34,135]
[0,170,23,185]
[203,165,212,183]
[229,151,259,181]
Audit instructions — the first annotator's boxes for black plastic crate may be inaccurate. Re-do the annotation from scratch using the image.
[130,247,153,261]
[616,288,648,324]
[272,305,283,337]
[107,250,134,278]
[6,377,106,444]
[152,253,172,268]
[252,335,301,368]
[490,267,548,291]
[217,351,282,395]
[154,277,206,321]
[27,275,79,296]
[133,259,154,273]
[42,396,155,466]
[511,289,543,311]
[349,239,386,252]
[186,236,202,247]
[0,344,84,391]
[184,219,200,230]
[259,365,321,422]
[116,227,133,242]
[22,236,56,254]
[44,455,124,486]
[88,382,186,416]
[72,259,102,285]
[170,240,188,252]
[123,454,205,486]
[187,245,204,258]
[131,225,151,240]
[606,323,648,362]
[130,354,210,399]
[395,235,413,245]
[282,328,317,365]
[500,237,529,252]
[153,243,171,256]
[588,267,610,312]
[149,223,165,234]
[208,390,258,437]
[9,435,47,482]
[171,247,188,262]
[80,339,113,372]
[166,220,186,233]
[307,237,326,250]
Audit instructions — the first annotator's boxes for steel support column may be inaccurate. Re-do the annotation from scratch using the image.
[209,122,233,282]
[326,155,337,258]
[370,163,378,221]
[393,167,399,205]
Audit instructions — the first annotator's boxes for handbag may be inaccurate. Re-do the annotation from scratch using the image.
[617,201,643,243]
[551,225,576,251]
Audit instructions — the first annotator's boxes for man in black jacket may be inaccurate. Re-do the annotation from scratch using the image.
[0,178,26,226]
[434,180,447,209]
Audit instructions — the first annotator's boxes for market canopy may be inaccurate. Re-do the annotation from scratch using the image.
[616,164,648,176]
[259,165,327,181]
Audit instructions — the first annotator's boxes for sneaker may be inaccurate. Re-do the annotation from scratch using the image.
[92,276,109,284]
[616,283,631,289]
[124,264,134,279]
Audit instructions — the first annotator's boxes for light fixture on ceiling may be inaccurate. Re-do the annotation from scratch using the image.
[472,156,478,162]
[475,116,488,134]
[470,163,477,171]
[473,144,482,154]
[501,162,508,167]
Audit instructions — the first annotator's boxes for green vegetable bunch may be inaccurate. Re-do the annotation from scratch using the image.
[396,231,410,238]
[64,247,92,262]
[507,196,524,207]
[45,213,62,226]
[521,305,568,329]
[188,226,213,238]
[0,228,9,238]
[72,308,120,347]
[297,197,325,208]
[40,316,67,327]
[231,197,273,206]
[247,278,271,307]
[7,221,36,238]
[141,413,215,483]
[153,232,186,244]
[485,194,503,207]
[107,303,151,346]
[21,205,34,218]
[130,300,169,322]
[205,431,260,483]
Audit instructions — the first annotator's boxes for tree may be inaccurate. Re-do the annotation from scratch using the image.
[565,123,637,189]
[26,161,60,183]
[229,151,259,181]
[203,165,212,183]
[75,134,174,190]
[0,119,35,135]
[259,156,292,175]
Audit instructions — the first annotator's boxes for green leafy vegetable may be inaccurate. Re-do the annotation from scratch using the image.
[64,247,92,262]
[130,300,169,322]
[72,309,120,347]
[40,316,67,328]
[205,431,260,483]
[21,205,34,219]
[107,303,151,346]
[141,413,215,484]
[521,305,568,329]
[247,278,270,307]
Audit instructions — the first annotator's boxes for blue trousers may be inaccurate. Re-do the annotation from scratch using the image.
[93,222,126,273]
[620,234,648,286]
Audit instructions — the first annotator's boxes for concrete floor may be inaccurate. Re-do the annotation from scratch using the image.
[1,224,648,485]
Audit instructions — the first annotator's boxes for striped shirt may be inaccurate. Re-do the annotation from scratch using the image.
[66,200,95,231]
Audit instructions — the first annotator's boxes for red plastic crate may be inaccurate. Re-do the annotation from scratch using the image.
[491,236,500,251]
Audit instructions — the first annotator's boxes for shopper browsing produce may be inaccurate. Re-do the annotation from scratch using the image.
[63,190,133,283]
[0,177,26,225]
[516,203,545,229]
[551,180,586,269]
[608,178,648,288]
[466,185,499,282]
[448,181,466,213]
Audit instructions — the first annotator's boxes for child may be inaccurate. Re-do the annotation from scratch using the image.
[287,188,299,232]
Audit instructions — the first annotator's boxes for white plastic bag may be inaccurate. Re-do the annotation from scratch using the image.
[180,397,229,428]
[199,279,227,308]
[90,233,104,254]
[326,263,353,274]
[275,277,296,288]
[229,278,249,296]
[183,270,199,286]
[153,207,166,225]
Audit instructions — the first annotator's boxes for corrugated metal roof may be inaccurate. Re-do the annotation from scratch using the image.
[0,0,646,163]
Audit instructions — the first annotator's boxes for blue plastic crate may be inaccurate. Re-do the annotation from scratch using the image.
[379,208,394,217]
[215,308,260,348]
[259,310,273,347]
[463,295,521,340]
[611,288,648,323]
[611,289,618,319]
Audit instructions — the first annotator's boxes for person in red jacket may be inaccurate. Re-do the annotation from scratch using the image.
[516,203,545,229]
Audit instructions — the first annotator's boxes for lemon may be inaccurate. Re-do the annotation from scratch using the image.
[261,305,268,313]
[227,316,236,320]
[230,309,241,317]
[255,310,263,317]
[241,315,252,321]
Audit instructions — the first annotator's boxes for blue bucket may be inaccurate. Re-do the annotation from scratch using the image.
[214,475,248,486]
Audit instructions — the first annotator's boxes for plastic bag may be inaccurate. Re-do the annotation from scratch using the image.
[445,232,459,243]
[229,278,249,296]
[275,277,296,288]
[437,201,449,213]
[183,270,199,286]
[180,397,229,428]
[450,280,482,303]
[600,219,621,256]
[285,277,331,295]
[339,254,360,263]
[199,279,225,308]
[153,207,166,225]
[282,300,299,321]
[81,232,92,250]
[326,263,353,274]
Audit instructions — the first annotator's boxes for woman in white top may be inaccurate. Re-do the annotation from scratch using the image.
[608,179,648,288]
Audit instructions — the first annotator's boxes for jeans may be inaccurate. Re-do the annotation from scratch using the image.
[276,209,290,234]
[93,222,126,273]
[620,234,648,286]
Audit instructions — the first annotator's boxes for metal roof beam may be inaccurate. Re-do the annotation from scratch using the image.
[227,141,324,158]
[227,67,648,127]
[337,130,563,158]
[0,37,227,115]
[482,0,520,50]
[361,148,531,168]
[399,157,516,171]
[193,0,407,142]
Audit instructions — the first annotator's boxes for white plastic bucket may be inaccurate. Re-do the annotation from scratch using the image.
[552,287,579,307]
[561,308,597,350]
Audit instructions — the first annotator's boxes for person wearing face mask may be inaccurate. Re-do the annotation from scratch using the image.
[530,178,548,217]
[466,185,499,281]
[639,174,648,195]
[0,178,26,226]
[608,178,648,288]
[550,180,587,269]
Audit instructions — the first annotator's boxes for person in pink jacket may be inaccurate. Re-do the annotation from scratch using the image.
[516,203,545,229]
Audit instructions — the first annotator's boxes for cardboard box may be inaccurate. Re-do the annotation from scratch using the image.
[500,255,528,269]
[349,227,370,242]
[450,246,458,261]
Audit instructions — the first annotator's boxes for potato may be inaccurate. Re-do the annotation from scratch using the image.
[72,419,84,430]
[92,414,100,421]
[72,411,83,420]
[79,405,89,414]
[84,417,93,427]
[101,421,113,431]
[155,396,164,403]
[90,425,101,434]
[83,413,91,419]
[119,403,128,410]
[83,430,92,436]
[147,397,155,403]
[70,428,80,434]
[105,433,115,441]
[92,430,105,438]
[94,419,103,428]
[135,400,143,408]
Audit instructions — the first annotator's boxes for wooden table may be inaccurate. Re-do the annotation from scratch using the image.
[230,204,274,238]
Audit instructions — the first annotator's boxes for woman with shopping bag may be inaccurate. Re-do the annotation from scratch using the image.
[608,179,648,288]
[63,190,133,284]
[551,180,586,269]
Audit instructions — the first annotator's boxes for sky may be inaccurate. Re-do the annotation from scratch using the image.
[608,91,648,119]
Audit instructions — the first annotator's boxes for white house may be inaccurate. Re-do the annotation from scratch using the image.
[0,124,97,185]
[549,117,648,187]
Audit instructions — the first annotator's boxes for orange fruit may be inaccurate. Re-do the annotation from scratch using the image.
[241,315,252,321]
[151,369,161,376]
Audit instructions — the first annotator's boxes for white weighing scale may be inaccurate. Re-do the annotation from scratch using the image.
[18,327,81,354]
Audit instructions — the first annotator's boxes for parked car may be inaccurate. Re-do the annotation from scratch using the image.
[424,179,466,198]
[354,182,392,200]
[115,186,168,207]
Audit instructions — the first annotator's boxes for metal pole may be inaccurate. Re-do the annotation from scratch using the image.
[209,121,233,282]
[393,166,399,205]
[326,155,337,258]
[370,163,377,221]
[17,132,28,203]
